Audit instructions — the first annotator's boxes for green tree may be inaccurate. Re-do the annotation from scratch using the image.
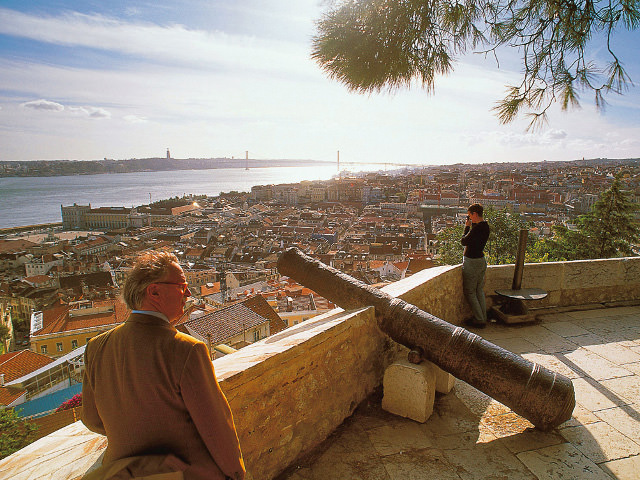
[0,409,38,460]
[484,208,536,264]
[545,176,640,260]
[312,0,638,128]
[0,324,9,344]
[0,324,9,354]
[541,224,591,260]
[435,224,465,265]
[579,176,640,258]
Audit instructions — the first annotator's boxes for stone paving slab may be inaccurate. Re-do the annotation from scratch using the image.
[452,379,513,417]
[536,312,578,323]
[542,321,591,338]
[516,443,613,480]
[600,375,640,404]
[489,337,542,354]
[600,454,640,480]
[623,362,640,375]
[582,341,640,365]
[421,392,484,437]
[594,406,640,441]
[560,403,600,428]
[435,427,498,450]
[365,422,434,456]
[441,441,538,480]
[521,352,584,379]
[567,332,609,348]
[559,421,640,463]
[571,377,633,411]
[515,325,581,353]
[379,448,461,480]
[561,348,633,380]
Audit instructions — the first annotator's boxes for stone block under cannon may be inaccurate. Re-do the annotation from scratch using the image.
[277,247,575,431]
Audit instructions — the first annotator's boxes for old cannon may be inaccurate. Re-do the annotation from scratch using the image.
[278,247,575,431]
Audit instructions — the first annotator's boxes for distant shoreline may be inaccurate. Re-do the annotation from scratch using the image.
[0,157,335,178]
[0,222,63,236]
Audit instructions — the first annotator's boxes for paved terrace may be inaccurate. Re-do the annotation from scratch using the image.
[279,306,640,480]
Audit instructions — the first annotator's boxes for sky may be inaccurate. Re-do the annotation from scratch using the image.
[0,0,639,166]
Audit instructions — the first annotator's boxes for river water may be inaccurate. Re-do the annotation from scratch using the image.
[0,164,384,228]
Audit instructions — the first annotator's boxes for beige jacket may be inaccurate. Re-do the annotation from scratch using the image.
[82,313,245,480]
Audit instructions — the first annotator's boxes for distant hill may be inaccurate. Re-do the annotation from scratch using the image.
[0,157,334,178]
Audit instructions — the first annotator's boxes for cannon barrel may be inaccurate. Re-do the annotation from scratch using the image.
[278,247,575,431]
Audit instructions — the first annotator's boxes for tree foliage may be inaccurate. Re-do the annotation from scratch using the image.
[312,0,638,128]
[0,409,38,460]
[483,208,537,264]
[436,223,465,265]
[0,325,9,343]
[545,176,639,259]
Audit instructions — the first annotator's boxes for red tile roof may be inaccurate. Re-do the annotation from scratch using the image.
[0,239,37,254]
[0,386,25,406]
[32,299,130,336]
[200,282,221,296]
[393,261,409,272]
[180,304,268,344]
[23,275,51,284]
[0,350,54,383]
[243,295,287,335]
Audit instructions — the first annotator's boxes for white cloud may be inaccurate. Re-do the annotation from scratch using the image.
[0,7,312,76]
[123,114,148,124]
[619,138,639,148]
[17,97,111,119]
[68,106,111,119]
[463,129,570,148]
[124,7,141,17]
[543,129,568,140]
[21,99,64,111]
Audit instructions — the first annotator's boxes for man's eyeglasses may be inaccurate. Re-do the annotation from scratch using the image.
[153,282,190,295]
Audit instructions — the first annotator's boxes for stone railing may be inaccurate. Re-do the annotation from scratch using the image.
[484,257,640,310]
[2,257,639,480]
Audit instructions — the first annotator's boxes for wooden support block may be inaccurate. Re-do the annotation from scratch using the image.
[382,359,436,423]
[433,364,455,394]
[490,305,537,324]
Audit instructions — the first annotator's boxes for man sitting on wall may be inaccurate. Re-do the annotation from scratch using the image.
[82,250,245,480]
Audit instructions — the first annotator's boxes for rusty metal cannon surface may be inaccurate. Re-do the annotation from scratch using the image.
[278,247,575,431]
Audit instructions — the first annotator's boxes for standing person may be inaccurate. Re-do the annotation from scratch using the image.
[461,204,490,327]
[82,251,245,480]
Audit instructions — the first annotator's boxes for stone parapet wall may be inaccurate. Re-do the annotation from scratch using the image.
[216,306,393,479]
[484,257,640,312]
[384,257,640,326]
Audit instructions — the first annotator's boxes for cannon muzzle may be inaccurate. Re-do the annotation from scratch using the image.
[278,247,575,431]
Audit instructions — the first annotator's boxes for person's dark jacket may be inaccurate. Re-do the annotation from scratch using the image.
[461,221,490,258]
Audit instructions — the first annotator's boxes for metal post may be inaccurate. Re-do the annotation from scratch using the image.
[512,229,528,290]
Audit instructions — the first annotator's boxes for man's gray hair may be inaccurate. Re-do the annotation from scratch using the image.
[123,251,179,309]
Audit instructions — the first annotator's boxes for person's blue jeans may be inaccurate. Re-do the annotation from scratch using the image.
[462,256,487,324]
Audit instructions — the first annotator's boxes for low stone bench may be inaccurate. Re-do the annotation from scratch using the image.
[381,358,455,423]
